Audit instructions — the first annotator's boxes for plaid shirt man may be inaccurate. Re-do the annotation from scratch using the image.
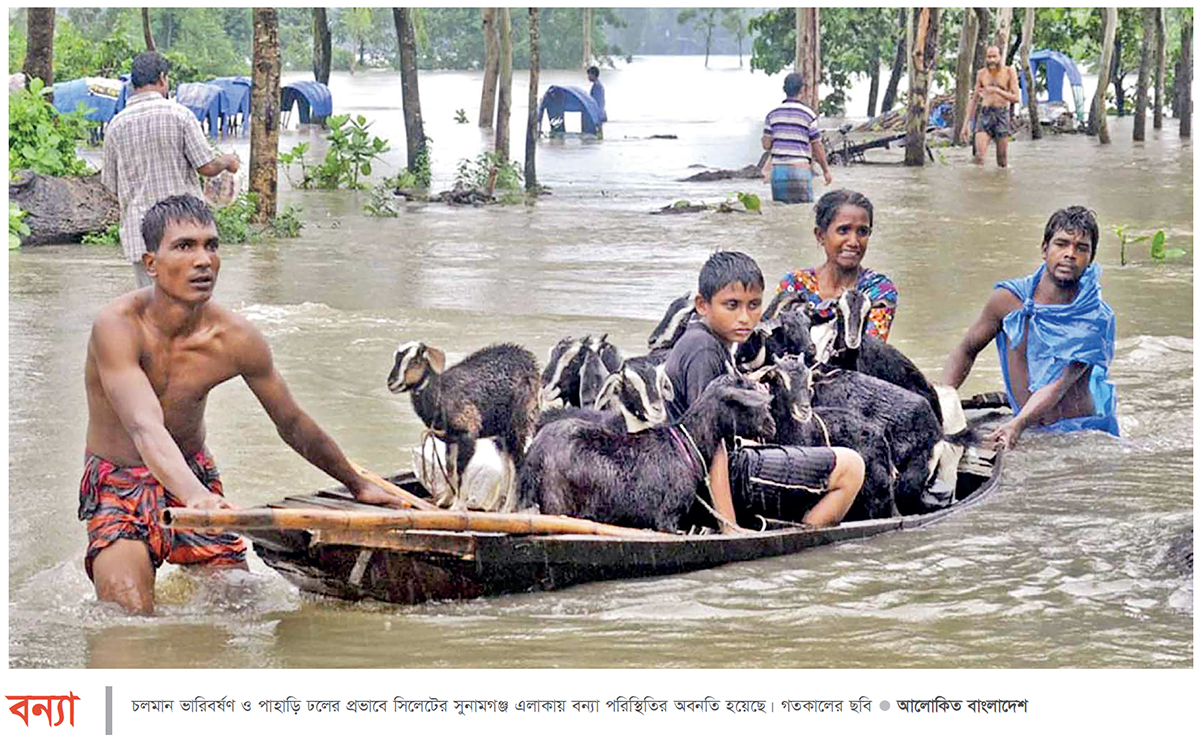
[101,91,215,263]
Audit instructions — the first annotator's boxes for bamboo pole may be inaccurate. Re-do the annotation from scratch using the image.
[347,460,437,511]
[162,507,676,540]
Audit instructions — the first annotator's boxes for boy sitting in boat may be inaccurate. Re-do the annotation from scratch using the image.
[79,195,405,615]
[664,251,863,531]
[941,206,1118,449]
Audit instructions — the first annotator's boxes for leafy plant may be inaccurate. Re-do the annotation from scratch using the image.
[323,113,391,189]
[383,170,419,191]
[9,202,31,251]
[734,191,762,214]
[278,142,318,189]
[454,151,522,194]
[454,108,468,124]
[82,223,122,245]
[1115,226,1185,265]
[8,78,94,177]
[213,192,260,244]
[364,183,400,217]
[266,205,305,239]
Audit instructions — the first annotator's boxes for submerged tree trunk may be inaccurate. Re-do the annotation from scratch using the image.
[795,8,820,110]
[494,8,513,163]
[142,8,156,51]
[582,8,593,69]
[1153,7,1166,130]
[1092,8,1119,144]
[1112,38,1126,116]
[905,8,939,166]
[394,8,426,182]
[993,7,1013,60]
[1181,19,1193,138]
[972,8,991,80]
[479,8,500,129]
[312,9,331,86]
[1020,7,1041,140]
[866,57,880,118]
[1133,7,1155,141]
[249,9,281,224]
[23,8,55,88]
[525,8,540,191]
[880,8,906,113]
[953,9,980,145]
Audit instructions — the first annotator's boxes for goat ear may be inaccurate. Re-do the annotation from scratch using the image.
[592,372,622,410]
[722,386,771,410]
[425,346,447,374]
[657,366,675,402]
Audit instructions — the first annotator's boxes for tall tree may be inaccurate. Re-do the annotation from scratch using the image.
[993,7,1013,59]
[1179,17,1192,138]
[1154,8,1166,130]
[721,8,747,67]
[904,8,939,166]
[394,8,426,182]
[678,9,719,68]
[795,8,820,110]
[142,8,157,51]
[494,7,513,163]
[1092,8,1118,144]
[312,9,331,86]
[479,8,499,129]
[582,8,593,69]
[1019,7,1042,140]
[525,8,540,191]
[972,8,991,81]
[880,8,907,113]
[953,9,980,145]
[250,8,282,224]
[23,8,55,88]
[1133,7,1155,141]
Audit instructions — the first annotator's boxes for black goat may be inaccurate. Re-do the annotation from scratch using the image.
[388,341,540,508]
[593,349,674,433]
[517,375,776,532]
[761,356,898,521]
[647,291,697,350]
[735,307,821,373]
[539,334,624,409]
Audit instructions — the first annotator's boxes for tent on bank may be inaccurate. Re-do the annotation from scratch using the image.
[537,85,604,135]
[1018,49,1086,124]
[281,81,333,125]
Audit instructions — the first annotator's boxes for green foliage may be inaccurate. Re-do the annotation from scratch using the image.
[8,78,93,177]
[214,192,260,244]
[9,23,27,74]
[266,205,304,239]
[279,117,392,191]
[735,192,761,214]
[455,151,523,194]
[454,109,469,124]
[278,142,319,189]
[364,183,400,217]
[10,202,31,251]
[1116,226,1185,265]
[82,223,121,245]
[52,17,138,82]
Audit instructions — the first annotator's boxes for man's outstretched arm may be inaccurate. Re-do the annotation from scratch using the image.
[986,361,1090,449]
[941,288,1012,388]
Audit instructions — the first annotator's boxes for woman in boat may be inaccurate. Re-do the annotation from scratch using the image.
[776,189,898,341]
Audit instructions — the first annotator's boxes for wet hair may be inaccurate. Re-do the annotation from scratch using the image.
[814,190,874,232]
[130,51,169,89]
[783,72,803,97]
[141,194,216,253]
[587,65,600,78]
[698,251,764,302]
[1042,206,1099,255]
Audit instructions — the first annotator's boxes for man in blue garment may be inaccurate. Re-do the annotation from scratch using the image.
[941,206,1118,450]
[587,65,607,134]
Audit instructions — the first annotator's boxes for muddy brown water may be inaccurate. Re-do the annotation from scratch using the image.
[8,58,1192,668]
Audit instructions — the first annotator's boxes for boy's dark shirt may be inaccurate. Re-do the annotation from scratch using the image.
[665,320,735,424]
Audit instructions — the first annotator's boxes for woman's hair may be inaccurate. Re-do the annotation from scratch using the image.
[814,190,874,232]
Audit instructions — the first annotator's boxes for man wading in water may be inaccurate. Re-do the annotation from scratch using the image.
[941,206,1118,450]
[80,195,407,614]
[961,45,1021,168]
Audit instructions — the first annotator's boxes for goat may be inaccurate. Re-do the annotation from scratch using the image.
[516,375,776,532]
[387,341,540,511]
[760,356,899,521]
[539,334,623,410]
[592,349,674,433]
[647,291,697,350]
[735,307,821,373]
[822,288,944,426]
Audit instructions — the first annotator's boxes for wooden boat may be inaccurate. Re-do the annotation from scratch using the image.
[236,448,1001,605]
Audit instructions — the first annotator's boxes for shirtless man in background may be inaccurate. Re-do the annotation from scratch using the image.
[81,194,406,614]
[961,45,1021,167]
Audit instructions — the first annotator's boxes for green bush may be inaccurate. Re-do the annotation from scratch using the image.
[455,151,523,194]
[9,202,31,251]
[279,115,391,190]
[213,192,259,244]
[82,223,121,245]
[266,204,304,239]
[8,78,93,177]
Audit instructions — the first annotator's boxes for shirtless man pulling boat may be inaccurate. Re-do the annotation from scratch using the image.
[80,194,405,614]
[961,45,1021,167]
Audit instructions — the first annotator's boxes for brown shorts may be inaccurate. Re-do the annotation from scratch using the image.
[78,449,246,580]
[978,106,1011,140]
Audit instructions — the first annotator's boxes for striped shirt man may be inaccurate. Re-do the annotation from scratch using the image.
[763,97,820,164]
[101,91,215,264]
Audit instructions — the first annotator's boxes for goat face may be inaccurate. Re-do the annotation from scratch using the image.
[762,289,806,321]
[578,347,610,408]
[647,291,697,350]
[589,333,624,375]
[764,355,814,423]
[539,337,583,409]
[387,341,444,393]
[837,288,871,351]
[705,375,776,443]
[594,359,674,432]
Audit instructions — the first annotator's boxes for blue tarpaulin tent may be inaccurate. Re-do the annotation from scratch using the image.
[537,85,604,135]
[1019,49,1086,123]
[52,77,122,123]
[175,81,228,135]
[281,81,333,125]
[207,76,251,135]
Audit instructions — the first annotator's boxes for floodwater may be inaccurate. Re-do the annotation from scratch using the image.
[8,56,1193,668]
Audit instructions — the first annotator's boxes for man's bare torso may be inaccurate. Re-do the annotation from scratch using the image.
[85,289,243,465]
[976,66,1016,109]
